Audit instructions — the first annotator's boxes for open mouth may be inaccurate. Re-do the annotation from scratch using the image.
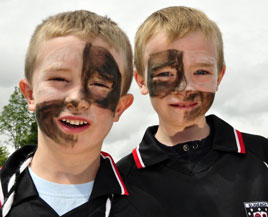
[60,119,89,128]
[58,117,90,133]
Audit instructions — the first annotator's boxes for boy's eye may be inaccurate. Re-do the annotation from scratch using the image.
[89,80,113,89]
[91,82,111,89]
[194,70,209,75]
[50,77,69,82]
[157,72,173,77]
[154,71,174,78]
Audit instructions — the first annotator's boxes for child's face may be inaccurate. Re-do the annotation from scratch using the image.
[140,30,224,128]
[24,35,128,152]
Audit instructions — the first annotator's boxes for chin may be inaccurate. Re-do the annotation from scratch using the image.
[167,113,205,128]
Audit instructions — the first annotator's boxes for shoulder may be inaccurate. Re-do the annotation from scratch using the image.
[242,132,268,162]
[116,153,135,178]
[242,132,268,144]
[111,184,164,217]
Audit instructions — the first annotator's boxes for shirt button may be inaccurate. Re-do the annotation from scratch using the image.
[183,144,190,152]
[192,144,199,150]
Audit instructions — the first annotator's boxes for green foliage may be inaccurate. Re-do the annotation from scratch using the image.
[0,145,8,166]
[0,86,37,149]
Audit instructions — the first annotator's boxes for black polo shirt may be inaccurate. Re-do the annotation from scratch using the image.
[0,146,163,217]
[117,115,268,217]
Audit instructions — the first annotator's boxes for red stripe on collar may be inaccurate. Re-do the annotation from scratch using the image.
[100,152,129,196]
[132,147,145,169]
[0,179,3,209]
[234,129,246,154]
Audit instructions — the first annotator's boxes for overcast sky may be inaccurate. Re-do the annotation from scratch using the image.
[0,0,268,161]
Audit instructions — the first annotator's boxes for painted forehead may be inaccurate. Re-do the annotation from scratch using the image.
[183,50,217,66]
[149,49,217,66]
[149,49,180,70]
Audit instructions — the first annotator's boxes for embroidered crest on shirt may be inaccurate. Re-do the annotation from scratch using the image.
[244,201,268,217]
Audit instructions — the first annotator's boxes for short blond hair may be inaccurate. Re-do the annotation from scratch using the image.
[134,6,224,76]
[25,10,132,95]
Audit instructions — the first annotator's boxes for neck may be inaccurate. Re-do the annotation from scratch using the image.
[155,117,210,146]
[30,137,101,184]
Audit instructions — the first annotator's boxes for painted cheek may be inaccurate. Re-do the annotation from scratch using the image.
[81,43,121,112]
[185,92,215,120]
[35,100,77,145]
[147,49,186,97]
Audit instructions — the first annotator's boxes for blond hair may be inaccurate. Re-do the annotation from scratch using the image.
[134,6,224,76]
[25,10,132,95]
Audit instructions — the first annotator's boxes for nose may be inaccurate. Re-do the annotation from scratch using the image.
[65,87,90,112]
[174,75,196,94]
[174,77,187,93]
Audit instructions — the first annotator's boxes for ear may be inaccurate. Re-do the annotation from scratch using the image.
[134,70,149,95]
[216,65,226,91]
[113,94,134,122]
[19,79,35,111]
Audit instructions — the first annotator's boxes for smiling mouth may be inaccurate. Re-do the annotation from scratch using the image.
[59,119,89,128]
[170,102,197,108]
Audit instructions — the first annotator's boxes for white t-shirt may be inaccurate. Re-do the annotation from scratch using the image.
[28,167,94,216]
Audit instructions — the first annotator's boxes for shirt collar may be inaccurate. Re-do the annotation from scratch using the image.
[12,150,128,206]
[208,115,245,154]
[132,115,246,169]
[90,151,128,199]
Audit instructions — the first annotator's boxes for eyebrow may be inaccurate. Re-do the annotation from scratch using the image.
[150,59,178,72]
[90,73,114,83]
[192,62,215,68]
[44,67,72,74]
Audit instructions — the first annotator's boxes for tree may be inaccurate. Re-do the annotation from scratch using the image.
[0,145,8,166]
[0,86,37,150]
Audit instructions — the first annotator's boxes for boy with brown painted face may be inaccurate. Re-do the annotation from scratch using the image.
[117,6,268,217]
[0,10,162,217]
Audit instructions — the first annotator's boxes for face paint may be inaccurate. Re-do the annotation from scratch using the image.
[147,49,217,123]
[36,100,78,145]
[35,43,122,146]
[82,43,122,112]
[183,51,218,92]
[182,91,215,121]
[147,49,184,98]
[147,49,218,98]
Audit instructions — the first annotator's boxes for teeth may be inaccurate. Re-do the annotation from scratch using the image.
[61,119,88,126]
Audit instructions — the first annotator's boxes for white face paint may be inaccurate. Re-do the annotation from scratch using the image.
[183,50,218,92]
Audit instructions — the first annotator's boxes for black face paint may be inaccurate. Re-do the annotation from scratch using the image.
[147,49,185,98]
[36,100,78,145]
[82,43,122,112]
[183,92,215,121]
[36,43,122,145]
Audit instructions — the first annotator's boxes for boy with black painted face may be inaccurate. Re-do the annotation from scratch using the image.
[0,10,163,217]
[118,6,268,217]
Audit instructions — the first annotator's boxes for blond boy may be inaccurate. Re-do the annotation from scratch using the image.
[118,6,268,217]
[0,10,162,217]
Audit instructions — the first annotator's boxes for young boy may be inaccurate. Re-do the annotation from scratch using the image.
[118,6,268,217]
[0,10,162,217]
